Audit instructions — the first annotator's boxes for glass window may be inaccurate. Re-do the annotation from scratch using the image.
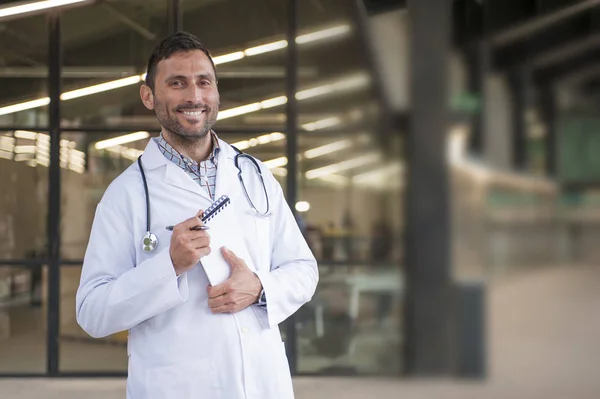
[0,130,49,260]
[61,130,157,260]
[0,264,47,373]
[60,0,169,128]
[61,130,287,259]
[59,265,127,372]
[292,1,402,376]
[0,14,49,128]
[294,131,404,376]
[184,0,287,132]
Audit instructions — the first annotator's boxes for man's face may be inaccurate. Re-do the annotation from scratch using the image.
[142,50,219,141]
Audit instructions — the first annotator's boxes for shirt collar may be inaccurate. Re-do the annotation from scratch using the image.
[156,131,220,168]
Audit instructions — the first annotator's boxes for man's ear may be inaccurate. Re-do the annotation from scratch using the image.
[140,84,155,110]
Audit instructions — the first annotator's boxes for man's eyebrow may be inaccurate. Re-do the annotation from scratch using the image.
[164,74,215,82]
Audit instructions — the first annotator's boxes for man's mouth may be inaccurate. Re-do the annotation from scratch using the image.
[178,109,205,116]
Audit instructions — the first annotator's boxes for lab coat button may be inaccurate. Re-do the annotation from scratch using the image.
[241,327,248,334]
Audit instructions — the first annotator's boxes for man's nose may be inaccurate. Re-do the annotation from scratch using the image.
[183,85,204,104]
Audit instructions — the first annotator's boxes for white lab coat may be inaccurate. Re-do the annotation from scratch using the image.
[76,138,318,399]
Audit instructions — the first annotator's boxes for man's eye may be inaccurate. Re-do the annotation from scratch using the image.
[200,80,211,86]
[171,81,183,87]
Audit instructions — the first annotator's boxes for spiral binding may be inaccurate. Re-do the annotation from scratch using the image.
[201,195,230,223]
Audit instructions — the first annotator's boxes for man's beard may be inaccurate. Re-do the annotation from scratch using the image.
[154,101,218,141]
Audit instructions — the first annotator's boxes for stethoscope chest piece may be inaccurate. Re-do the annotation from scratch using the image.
[142,231,158,252]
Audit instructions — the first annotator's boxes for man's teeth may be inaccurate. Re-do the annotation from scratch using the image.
[181,110,203,116]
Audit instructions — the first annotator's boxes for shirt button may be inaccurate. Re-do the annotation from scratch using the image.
[241,327,248,334]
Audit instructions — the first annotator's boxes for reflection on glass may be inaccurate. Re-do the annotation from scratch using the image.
[0,14,49,128]
[59,266,127,372]
[0,131,48,260]
[60,0,168,128]
[0,265,47,373]
[294,131,404,375]
[183,1,287,131]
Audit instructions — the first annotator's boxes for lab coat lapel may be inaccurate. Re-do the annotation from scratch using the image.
[141,138,213,201]
[214,140,241,201]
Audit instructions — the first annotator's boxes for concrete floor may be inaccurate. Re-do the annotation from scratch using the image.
[1,264,600,398]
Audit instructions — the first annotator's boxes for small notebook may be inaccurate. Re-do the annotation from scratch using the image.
[199,195,256,285]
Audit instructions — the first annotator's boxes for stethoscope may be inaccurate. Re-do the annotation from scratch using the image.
[137,146,270,253]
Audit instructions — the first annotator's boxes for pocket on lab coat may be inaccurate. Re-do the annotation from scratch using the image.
[145,359,220,399]
[275,341,295,399]
[254,215,271,271]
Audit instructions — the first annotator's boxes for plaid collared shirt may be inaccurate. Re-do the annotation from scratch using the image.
[155,132,220,200]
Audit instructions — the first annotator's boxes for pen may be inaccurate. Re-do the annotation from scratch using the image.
[165,225,210,231]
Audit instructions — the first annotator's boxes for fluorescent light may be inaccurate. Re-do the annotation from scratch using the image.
[271,167,287,176]
[245,40,288,56]
[217,103,262,120]
[295,201,310,212]
[263,157,288,169]
[213,51,245,65]
[317,174,350,185]
[296,25,351,44]
[301,117,341,131]
[94,131,150,150]
[0,24,353,116]
[231,132,285,151]
[260,96,288,109]
[61,75,142,100]
[352,162,403,185]
[14,130,38,140]
[14,145,36,154]
[0,136,15,152]
[0,150,12,160]
[303,139,352,159]
[295,85,334,100]
[0,0,88,19]
[15,153,34,162]
[305,153,380,179]
[0,97,50,116]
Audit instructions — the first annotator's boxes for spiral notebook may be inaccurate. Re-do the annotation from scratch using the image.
[199,195,256,285]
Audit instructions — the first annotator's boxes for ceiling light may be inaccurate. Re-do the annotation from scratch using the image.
[231,132,285,150]
[14,130,38,140]
[263,157,288,169]
[303,139,352,159]
[296,25,351,44]
[0,24,354,116]
[305,153,380,179]
[260,96,288,109]
[0,0,89,20]
[244,40,288,56]
[14,145,36,154]
[213,51,245,65]
[0,97,50,116]
[94,131,150,150]
[217,103,262,120]
[60,75,142,100]
[295,201,310,212]
[0,150,12,160]
[301,117,341,131]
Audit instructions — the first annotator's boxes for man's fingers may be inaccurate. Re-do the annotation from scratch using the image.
[177,210,206,230]
[208,293,230,309]
[221,247,244,268]
[207,282,229,299]
[210,303,236,314]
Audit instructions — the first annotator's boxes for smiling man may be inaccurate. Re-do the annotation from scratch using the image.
[76,32,318,399]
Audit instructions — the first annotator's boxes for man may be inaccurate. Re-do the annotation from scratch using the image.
[76,31,318,399]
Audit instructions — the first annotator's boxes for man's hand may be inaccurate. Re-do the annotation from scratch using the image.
[169,209,210,275]
[207,247,262,314]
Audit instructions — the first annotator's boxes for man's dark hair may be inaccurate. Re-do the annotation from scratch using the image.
[145,31,217,93]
